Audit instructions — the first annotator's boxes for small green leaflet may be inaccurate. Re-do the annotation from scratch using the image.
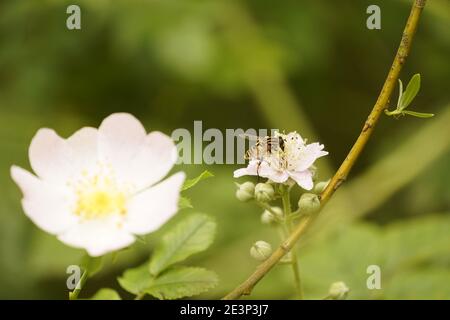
[90,288,121,300]
[181,171,214,191]
[149,214,216,276]
[118,264,153,296]
[179,196,193,209]
[396,79,404,110]
[178,171,214,209]
[385,73,434,119]
[402,110,434,118]
[144,267,218,300]
[399,73,420,111]
[118,265,218,300]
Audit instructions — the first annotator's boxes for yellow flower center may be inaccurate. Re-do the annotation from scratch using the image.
[73,172,128,220]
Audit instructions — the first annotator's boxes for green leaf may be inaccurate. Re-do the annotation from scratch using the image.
[179,196,193,209]
[81,255,103,277]
[90,288,121,300]
[399,74,420,110]
[144,267,218,300]
[118,264,218,300]
[149,214,216,276]
[402,110,434,118]
[118,263,153,295]
[181,171,214,191]
[396,79,403,109]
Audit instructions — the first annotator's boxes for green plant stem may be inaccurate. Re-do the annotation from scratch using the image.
[69,268,89,300]
[223,0,427,300]
[281,189,303,300]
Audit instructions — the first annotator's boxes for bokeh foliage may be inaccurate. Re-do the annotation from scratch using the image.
[0,0,449,299]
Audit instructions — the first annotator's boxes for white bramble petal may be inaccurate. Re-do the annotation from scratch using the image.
[29,128,74,184]
[233,167,250,178]
[57,218,135,257]
[66,127,99,173]
[233,160,259,178]
[10,166,77,234]
[289,170,314,190]
[126,131,178,191]
[125,172,185,235]
[265,170,289,184]
[98,113,147,182]
[294,142,329,172]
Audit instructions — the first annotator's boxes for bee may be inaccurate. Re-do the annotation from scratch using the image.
[240,134,286,177]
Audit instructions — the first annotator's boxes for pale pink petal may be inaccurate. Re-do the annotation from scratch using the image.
[289,170,314,190]
[66,127,99,173]
[124,172,185,235]
[58,218,135,257]
[233,160,259,178]
[127,132,178,191]
[264,169,289,183]
[295,143,328,172]
[29,128,74,184]
[98,113,147,182]
[10,166,77,234]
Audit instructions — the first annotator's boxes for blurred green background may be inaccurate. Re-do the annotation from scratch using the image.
[1,0,449,299]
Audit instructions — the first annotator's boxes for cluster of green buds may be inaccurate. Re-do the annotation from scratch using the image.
[235,178,330,262]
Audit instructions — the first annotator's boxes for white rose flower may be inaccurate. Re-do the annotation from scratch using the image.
[11,113,185,257]
[234,132,328,190]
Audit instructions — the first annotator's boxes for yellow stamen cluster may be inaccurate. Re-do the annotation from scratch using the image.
[72,170,128,220]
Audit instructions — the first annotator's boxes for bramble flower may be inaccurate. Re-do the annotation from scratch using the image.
[11,113,185,257]
[234,132,328,190]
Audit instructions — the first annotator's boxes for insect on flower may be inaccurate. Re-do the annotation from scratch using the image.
[240,133,286,177]
[234,131,328,190]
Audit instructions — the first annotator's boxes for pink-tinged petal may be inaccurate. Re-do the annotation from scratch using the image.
[66,127,99,173]
[29,128,74,184]
[233,160,259,178]
[124,172,185,235]
[10,166,77,234]
[127,131,178,191]
[58,218,135,257]
[295,143,328,172]
[289,170,314,190]
[265,170,289,183]
[233,168,250,178]
[98,113,147,181]
[256,161,289,183]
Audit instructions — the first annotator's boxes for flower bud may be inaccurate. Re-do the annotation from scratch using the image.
[298,193,321,215]
[260,206,283,225]
[250,241,272,261]
[328,281,349,300]
[235,182,255,202]
[314,180,330,194]
[254,183,275,203]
